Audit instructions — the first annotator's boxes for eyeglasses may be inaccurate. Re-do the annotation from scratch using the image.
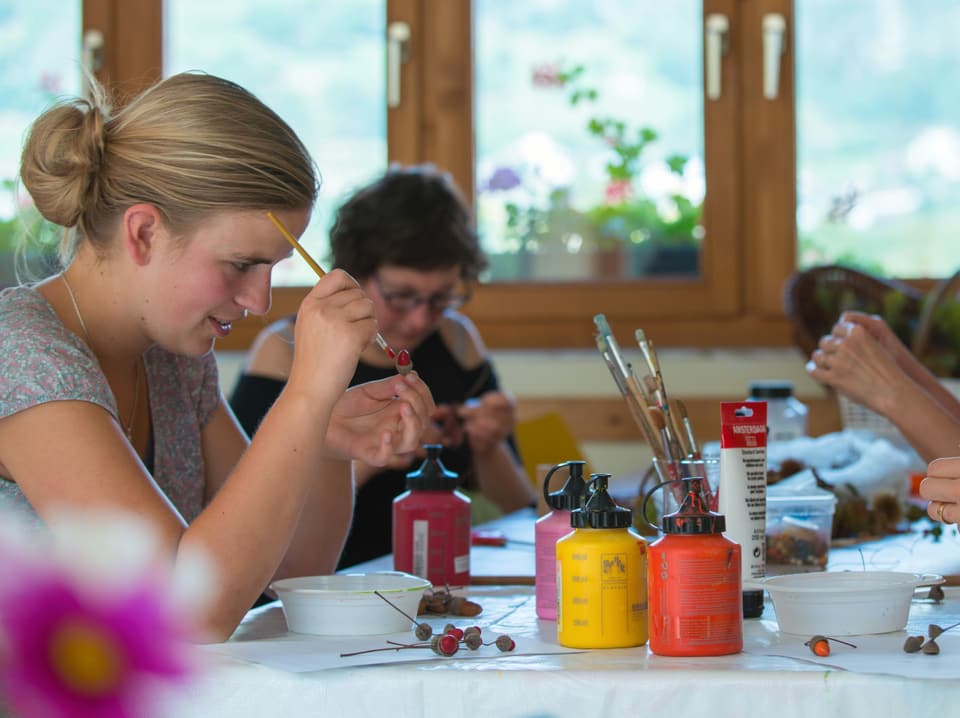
[371,274,472,314]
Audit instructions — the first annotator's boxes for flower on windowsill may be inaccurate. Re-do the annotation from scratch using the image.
[479,61,703,275]
[0,510,210,718]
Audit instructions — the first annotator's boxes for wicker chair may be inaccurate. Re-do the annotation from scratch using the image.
[782,265,923,356]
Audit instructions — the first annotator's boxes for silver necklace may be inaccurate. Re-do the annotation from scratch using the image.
[61,273,142,441]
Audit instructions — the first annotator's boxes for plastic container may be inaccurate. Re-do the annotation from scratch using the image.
[270,572,431,635]
[535,460,587,620]
[642,477,743,656]
[747,571,944,635]
[747,380,808,443]
[393,445,471,586]
[556,473,648,649]
[765,489,837,575]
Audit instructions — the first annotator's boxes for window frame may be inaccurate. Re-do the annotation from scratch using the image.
[89,0,803,351]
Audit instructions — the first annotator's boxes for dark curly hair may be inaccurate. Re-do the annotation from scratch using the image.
[329,164,486,281]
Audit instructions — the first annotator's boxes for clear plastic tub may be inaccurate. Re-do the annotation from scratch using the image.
[765,490,837,575]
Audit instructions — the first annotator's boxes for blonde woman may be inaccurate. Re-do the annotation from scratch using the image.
[0,73,433,640]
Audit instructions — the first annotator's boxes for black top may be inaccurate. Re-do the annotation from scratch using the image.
[229,328,503,570]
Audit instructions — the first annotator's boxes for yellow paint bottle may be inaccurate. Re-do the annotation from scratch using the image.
[556,473,648,649]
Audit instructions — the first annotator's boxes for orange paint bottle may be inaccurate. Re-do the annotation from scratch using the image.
[643,477,743,656]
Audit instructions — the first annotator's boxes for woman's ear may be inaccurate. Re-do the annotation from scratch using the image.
[122,204,165,266]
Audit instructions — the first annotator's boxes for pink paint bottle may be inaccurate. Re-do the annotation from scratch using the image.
[393,445,471,586]
[535,460,587,620]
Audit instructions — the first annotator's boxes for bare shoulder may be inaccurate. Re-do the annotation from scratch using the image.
[244,317,296,380]
[437,312,488,370]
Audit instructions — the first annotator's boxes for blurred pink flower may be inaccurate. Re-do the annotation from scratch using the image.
[531,63,564,87]
[39,72,62,94]
[0,515,201,718]
[604,179,634,205]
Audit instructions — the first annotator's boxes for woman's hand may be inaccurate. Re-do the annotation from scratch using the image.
[325,373,435,467]
[806,316,912,418]
[920,456,960,524]
[456,390,516,457]
[288,269,379,405]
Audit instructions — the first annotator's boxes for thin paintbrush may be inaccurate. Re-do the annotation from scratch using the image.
[594,315,667,458]
[266,211,399,363]
[595,334,664,458]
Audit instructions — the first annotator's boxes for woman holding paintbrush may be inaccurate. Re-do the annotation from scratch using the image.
[232,165,535,568]
[0,72,434,640]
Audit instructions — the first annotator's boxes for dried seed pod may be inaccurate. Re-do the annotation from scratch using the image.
[903,635,925,653]
[425,596,449,613]
[805,635,831,657]
[443,623,457,635]
[928,585,945,602]
[495,634,516,652]
[447,596,483,617]
[463,626,482,638]
[929,623,945,639]
[437,634,460,656]
[922,639,940,655]
[447,626,464,640]
[415,622,433,641]
[464,632,483,650]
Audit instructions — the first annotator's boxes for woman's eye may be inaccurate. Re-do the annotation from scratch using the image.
[231,261,251,272]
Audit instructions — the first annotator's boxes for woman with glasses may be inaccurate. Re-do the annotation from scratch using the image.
[231,164,536,569]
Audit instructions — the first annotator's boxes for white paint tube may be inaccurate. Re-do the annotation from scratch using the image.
[718,401,768,619]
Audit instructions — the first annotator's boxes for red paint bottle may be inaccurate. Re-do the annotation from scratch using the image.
[393,445,471,586]
[643,477,743,656]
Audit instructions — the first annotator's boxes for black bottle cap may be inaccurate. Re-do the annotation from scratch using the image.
[570,473,632,529]
[405,445,458,491]
[660,478,726,535]
[748,380,794,399]
[743,589,765,619]
[544,461,588,511]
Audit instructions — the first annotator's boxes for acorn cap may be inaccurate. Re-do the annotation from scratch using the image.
[545,461,588,511]
[660,477,726,534]
[570,473,632,529]
[405,444,458,490]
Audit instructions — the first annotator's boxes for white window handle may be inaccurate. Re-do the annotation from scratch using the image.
[387,21,411,109]
[705,14,729,101]
[762,13,786,100]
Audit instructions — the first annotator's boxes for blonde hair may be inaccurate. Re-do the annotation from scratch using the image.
[19,72,318,263]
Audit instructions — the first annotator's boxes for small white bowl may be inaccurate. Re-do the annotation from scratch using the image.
[746,571,944,636]
[270,571,431,636]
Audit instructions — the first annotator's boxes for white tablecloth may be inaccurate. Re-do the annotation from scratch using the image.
[168,585,960,718]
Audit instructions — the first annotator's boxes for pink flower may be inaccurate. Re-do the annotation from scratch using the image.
[0,514,201,718]
[531,63,564,87]
[604,179,634,205]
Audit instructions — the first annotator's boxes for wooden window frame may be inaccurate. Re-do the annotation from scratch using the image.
[87,0,803,351]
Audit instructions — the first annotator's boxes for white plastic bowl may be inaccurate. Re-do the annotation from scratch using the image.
[746,571,944,636]
[270,571,432,636]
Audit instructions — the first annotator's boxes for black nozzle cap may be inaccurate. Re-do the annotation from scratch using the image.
[570,473,632,529]
[545,461,588,511]
[405,444,459,490]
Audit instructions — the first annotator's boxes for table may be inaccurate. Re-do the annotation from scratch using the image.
[167,511,960,718]
[177,585,960,718]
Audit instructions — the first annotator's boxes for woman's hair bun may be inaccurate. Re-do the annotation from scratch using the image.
[20,97,108,229]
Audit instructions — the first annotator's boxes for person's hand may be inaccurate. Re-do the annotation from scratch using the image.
[920,456,960,525]
[429,404,466,449]
[836,311,916,372]
[325,372,435,467]
[288,269,378,404]
[806,316,911,418]
[456,390,516,457]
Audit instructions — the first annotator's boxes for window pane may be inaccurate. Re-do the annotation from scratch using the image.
[0,1,81,282]
[474,0,704,282]
[797,0,960,277]
[165,0,387,285]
